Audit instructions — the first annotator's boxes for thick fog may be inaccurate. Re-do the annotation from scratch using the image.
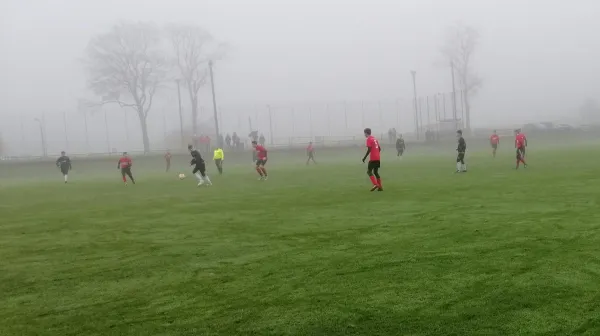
[1,0,600,155]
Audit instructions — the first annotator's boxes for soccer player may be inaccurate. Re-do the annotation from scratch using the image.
[396,135,406,158]
[515,129,528,169]
[252,141,268,180]
[515,129,528,159]
[213,147,224,175]
[490,130,500,158]
[456,130,467,173]
[188,144,212,186]
[164,150,172,172]
[362,128,383,191]
[306,141,316,165]
[56,151,72,183]
[117,152,135,185]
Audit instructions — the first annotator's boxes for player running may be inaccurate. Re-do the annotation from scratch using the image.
[396,135,406,158]
[213,147,224,175]
[515,129,528,169]
[56,151,72,183]
[252,141,268,180]
[117,152,135,185]
[306,141,316,165]
[164,150,172,172]
[188,145,212,186]
[456,130,467,173]
[490,130,500,158]
[362,128,383,191]
[515,129,528,159]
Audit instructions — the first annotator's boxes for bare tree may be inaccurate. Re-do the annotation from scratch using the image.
[442,23,482,132]
[84,22,168,153]
[167,24,224,137]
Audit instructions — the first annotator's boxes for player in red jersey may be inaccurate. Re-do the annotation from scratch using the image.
[490,130,500,158]
[117,152,135,184]
[516,129,527,159]
[306,141,316,165]
[362,128,383,191]
[252,141,268,180]
[514,129,527,169]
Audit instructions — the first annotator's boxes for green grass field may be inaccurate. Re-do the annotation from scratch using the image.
[2,146,600,335]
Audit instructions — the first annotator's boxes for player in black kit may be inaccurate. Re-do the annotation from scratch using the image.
[188,144,212,186]
[56,151,72,183]
[456,130,467,173]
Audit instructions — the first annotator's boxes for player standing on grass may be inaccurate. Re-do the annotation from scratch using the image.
[396,135,406,158]
[56,151,72,183]
[252,141,268,180]
[490,130,500,158]
[362,128,383,191]
[164,150,172,172]
[188,145,212,186]
[515,129,528,159]
[515,129,528,169]
[213,147,224,175]
[456,130,467,173]
[117,152,135,185]
[306,141,316,165]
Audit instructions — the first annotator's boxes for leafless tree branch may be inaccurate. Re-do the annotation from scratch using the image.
[83,21,167,152]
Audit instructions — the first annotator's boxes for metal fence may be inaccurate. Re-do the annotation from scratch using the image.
[1,91,465,157]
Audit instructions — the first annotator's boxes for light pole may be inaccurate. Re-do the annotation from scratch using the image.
[175,79,185,148]
[410,70,419,140]
[34,118,47,157]
[208,60,221,146]
[450,61,458,125]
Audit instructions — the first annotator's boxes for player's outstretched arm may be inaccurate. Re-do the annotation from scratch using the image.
[362,148,371,162]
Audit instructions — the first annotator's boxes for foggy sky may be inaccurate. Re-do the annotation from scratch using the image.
[2,0,600,154]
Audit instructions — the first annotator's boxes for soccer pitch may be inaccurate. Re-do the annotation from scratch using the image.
[1,146,600,335]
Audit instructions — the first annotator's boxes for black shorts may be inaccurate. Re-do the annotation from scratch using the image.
[121,167,132,176]
[492,144,497,149]
[516,148,525,159]
[367,160,381,170]
[60,167,69,175]
[256,159,267,166]
[397,148,404,153]
[456,152,465,162]
[193,163,206,175]
[308,152,314,158]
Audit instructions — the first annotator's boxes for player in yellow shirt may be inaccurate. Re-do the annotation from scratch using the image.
[213,147,224,175]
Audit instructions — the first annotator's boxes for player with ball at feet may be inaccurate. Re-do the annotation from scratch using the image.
[188,144,212,186]
[362,128,383,192]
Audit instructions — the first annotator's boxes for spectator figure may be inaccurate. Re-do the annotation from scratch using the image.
[232,132,240,149]
[259,133,266,146]
[225,133,232,148]
[218,133,224,148]
[249,130,258,143]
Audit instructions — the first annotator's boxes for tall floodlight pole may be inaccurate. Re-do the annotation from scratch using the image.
[34,118,46,157]
[451,61,458,129]
[411,71,419,140]
[267,105,274,145]
[175,79,184,148]
[208,60,221,146]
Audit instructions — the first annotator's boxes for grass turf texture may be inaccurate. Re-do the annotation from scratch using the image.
[2,147,600,335]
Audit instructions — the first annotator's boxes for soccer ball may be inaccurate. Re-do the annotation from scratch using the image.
[178,173,186,180]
